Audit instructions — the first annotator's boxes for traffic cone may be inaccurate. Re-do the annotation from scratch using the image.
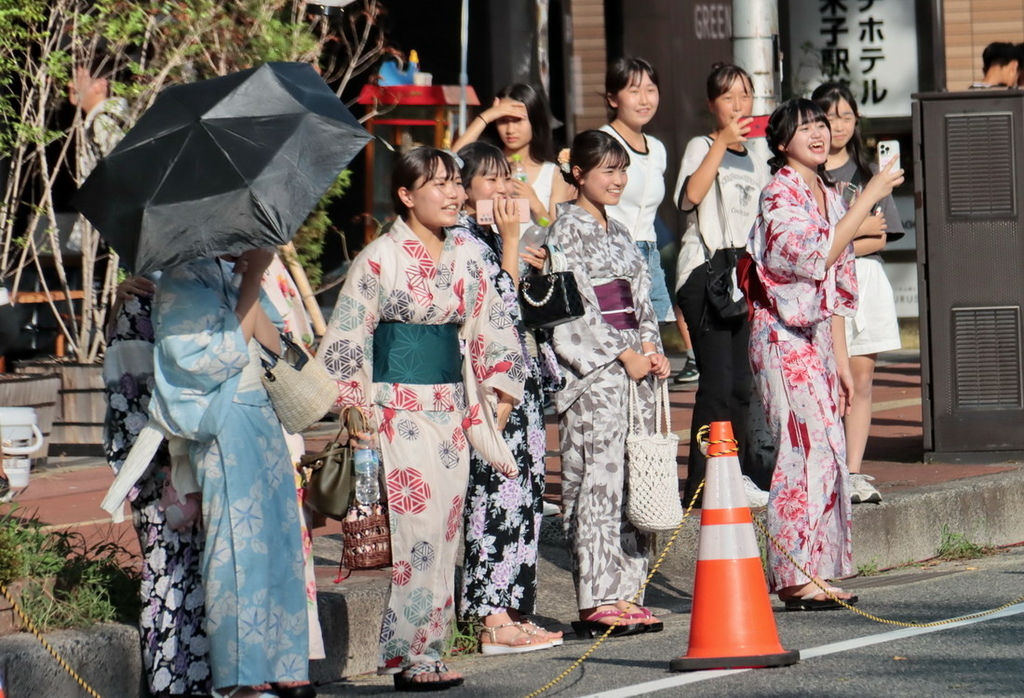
[670,421,799,671]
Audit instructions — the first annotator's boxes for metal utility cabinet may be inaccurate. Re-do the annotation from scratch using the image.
[914,89,1024,461]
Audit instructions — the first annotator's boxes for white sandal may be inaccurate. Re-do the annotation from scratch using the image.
[479,622,555,655]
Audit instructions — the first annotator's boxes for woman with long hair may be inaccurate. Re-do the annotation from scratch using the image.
[746,99,902,609]
[453,83,573,226]
[317,147,525,690]
[811,82,903,505]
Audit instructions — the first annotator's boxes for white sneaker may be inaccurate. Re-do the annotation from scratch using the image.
[850,473,882,504]
[741,475,769,508]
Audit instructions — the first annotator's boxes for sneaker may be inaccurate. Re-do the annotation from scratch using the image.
[741,475,769,508]
[673,357,699,384]
[0,477,11,503]
[850,473,882,504]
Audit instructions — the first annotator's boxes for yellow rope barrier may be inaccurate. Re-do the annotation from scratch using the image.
[523,424,1024,696]
[754,517,1024,627]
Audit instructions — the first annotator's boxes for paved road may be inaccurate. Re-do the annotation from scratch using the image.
[318,546,1024,697]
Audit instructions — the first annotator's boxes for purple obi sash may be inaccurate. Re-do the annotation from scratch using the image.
[593,279,639,330]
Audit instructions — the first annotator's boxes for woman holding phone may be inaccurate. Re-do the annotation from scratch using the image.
[812,82,903,505]
[449,142,563,655]
[747,99,902,609]
[672,63,771,508]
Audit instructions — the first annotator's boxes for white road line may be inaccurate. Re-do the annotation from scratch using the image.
[583,603,1024,698]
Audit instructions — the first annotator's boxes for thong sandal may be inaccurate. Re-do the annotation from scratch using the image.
[479,622,554,655]
[393,661,465,692]
[619,605,664,633]
[571,609,645,639]
[783,587,859,612]
[519,618,564,647]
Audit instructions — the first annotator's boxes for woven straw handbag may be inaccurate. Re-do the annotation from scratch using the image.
[625,378,683,533]
[259,332,339,434]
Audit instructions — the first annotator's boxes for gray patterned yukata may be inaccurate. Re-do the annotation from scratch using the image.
[548,202,662,610]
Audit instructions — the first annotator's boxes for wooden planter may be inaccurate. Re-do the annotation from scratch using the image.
[12,362,104,460]
[0,373,60,466]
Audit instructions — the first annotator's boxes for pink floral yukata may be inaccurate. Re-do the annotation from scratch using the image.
[316,217,524,673]
[746,165,858,592]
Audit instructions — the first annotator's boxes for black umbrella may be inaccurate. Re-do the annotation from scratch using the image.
[73,62,370,275]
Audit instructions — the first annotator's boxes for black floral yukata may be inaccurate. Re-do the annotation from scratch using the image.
[104,290,211,696]
[449,212,563,618]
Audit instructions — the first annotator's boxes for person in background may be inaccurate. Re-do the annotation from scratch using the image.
[600,57,674,326]
[746,99,902,610]
[673,63,771,508]
[969,42,1019,88]
[812,82,904,505]
[549,130,670,639]
[317,147,524,691]
[450,142,563,655]
[104,275,212,698]
[452,83,573,227]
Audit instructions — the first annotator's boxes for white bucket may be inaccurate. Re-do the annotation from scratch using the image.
[0,407,43,490]
[4,458,30,488]
[0,407,44,457]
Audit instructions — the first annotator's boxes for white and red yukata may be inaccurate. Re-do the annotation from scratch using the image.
[746,165,858,592]
[317,217,524,673]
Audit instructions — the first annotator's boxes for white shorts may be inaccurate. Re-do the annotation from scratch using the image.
[846,255,901,356]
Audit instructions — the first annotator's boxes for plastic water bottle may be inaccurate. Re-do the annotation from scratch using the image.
[354,443,381,505]
[509,154,529,183]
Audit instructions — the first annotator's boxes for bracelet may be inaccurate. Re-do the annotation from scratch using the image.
[476,114,488,126]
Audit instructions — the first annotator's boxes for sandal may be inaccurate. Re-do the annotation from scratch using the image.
[571,608,644,639]
[479,622,554,655]
[393,661,465,692]
[618,605,664,633]
[783,587,859,612]
[518,618,564,647]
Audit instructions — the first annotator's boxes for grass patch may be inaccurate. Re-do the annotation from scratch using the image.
[936,525,987,561]
[446,620,480,658]
[0,506,140,631]
[856,559,881,577]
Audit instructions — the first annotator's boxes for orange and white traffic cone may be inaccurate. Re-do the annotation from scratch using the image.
[670,421,799,671]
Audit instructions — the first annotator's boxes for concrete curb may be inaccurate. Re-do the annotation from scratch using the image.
[4,467,1024,695]
[0,623,144,698]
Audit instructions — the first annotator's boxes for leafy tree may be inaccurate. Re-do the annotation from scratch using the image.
[0,0,388,360]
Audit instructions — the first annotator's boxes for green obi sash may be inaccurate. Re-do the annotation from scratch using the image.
[373,322,462,384]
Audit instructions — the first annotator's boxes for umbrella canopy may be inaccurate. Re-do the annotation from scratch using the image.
[74,62,370,275]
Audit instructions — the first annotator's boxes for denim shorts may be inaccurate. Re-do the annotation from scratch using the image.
[635,240,673,323]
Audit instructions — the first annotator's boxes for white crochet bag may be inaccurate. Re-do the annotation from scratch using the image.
[625,378,683,533]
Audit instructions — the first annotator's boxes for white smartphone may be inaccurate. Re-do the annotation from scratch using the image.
[877,139,901,172]
[475,198,531,226]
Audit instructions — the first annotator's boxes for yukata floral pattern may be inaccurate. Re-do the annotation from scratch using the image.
[103,289,211,696]
[317,217,524,673]
[449,212,563,619]
[150,258,309,690]
[547,202,662,610]
[747,165,858,591]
